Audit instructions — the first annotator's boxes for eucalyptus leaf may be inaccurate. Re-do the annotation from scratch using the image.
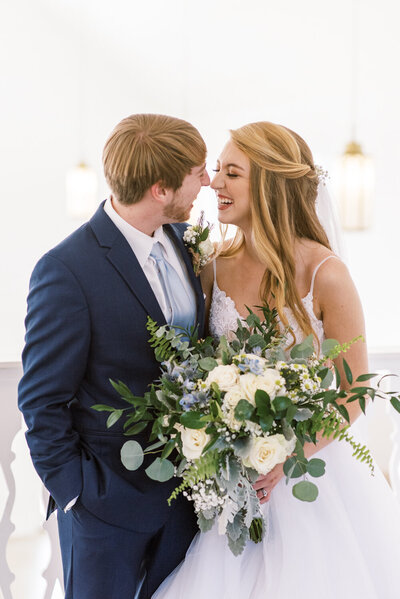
[120,440,144,471]
[292,480,319,502]
[247,334,266,349]
[322,338,340,356]
[145,457,175,482]
[234,399,255,422]
[198,357,219,371]
[290,335,314,359]
[272,396,292,412]
[320,368,334,388]
[306,458,326,478]
[246,313,260,328]
[283,456,308,479]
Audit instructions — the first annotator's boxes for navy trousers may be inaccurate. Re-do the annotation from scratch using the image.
[57,496,197,599]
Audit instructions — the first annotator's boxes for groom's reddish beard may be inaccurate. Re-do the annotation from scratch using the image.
[163,195,193,222]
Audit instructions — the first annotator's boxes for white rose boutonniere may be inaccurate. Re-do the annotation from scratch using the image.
[183,211,214,275]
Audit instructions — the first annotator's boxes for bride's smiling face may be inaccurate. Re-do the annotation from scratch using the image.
[211,140,252,230]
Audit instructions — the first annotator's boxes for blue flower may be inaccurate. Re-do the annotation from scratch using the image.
[179,390,209,411]
[238,356,265,376]
[179,393,198,411]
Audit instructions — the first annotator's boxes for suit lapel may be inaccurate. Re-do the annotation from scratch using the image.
[89,204,205,333]
[89,203,166,325]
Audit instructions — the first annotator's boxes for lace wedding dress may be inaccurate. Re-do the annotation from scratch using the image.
[153,258,400,599]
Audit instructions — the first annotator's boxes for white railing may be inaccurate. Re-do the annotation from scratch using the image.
[1,355,400,599]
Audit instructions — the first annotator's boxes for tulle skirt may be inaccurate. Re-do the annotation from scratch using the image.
[153,431,400,599]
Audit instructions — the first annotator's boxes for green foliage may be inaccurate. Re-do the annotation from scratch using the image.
[284,455,308,479]
[120,440,144,471]
[145,457,175,482]
[306,458,326,478]
[291,335,315,359]
[336,430,375,473]
[180,411,210,429]
[391,397,400,414]
[292,480,319,502]
[249,517,264,543]
[234,399,255,421]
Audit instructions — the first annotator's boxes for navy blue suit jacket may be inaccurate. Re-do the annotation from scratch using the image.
[18,202,205,533]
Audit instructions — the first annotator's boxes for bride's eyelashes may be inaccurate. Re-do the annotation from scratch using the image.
[212,169,239,178]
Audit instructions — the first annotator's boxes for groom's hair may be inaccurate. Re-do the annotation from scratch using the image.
[103,114,207,205]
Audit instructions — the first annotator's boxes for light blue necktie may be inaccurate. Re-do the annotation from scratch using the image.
[150,241,196,332]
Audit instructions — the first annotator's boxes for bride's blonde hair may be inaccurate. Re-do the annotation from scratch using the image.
[219,121,331,343]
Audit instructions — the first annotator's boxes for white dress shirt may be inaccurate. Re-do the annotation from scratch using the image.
[103,198,196,320]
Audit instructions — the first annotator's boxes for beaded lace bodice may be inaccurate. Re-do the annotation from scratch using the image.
[209,256,336,346]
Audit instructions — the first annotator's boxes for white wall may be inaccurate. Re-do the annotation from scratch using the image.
[1,0,400,361]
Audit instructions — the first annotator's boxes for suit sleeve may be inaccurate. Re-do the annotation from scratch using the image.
[18,253,91,510]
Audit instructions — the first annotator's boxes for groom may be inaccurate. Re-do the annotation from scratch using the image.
[18,114,210,598]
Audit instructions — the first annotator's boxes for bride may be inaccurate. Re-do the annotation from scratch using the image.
[152,121,400,598]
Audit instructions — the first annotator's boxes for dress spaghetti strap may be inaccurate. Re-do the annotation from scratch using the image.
[309,255,338,297]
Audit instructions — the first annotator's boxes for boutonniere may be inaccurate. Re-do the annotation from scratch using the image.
[183,211,214,276]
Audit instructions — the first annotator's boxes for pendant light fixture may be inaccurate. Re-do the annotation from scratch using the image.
[66,15,98,219]
[338,0,374,230]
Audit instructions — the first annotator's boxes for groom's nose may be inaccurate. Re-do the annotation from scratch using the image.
[201,170,210,186]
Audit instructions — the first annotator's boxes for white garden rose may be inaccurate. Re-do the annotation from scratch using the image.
[243,434,294,475]
[257,368,286,398]
[205,364,240,391]
[222,386,244,410]
[238,372,261,405]
[180,427,210,460]
[198,238,214,257]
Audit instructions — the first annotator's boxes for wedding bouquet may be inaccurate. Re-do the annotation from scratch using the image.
[93,307,400,555]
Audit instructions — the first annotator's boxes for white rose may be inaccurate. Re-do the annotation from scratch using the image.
[238,372,260,405]
[180,427,210,460]
[257,368,285,399]
[198,238,214,257]
[222,386,244,410]
[205,364,240,391]
[243,434,294,475]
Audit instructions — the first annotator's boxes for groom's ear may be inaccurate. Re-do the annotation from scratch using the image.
[150,181,171,204]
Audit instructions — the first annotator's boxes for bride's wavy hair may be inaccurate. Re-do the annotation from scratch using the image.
[219,121,331,344]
